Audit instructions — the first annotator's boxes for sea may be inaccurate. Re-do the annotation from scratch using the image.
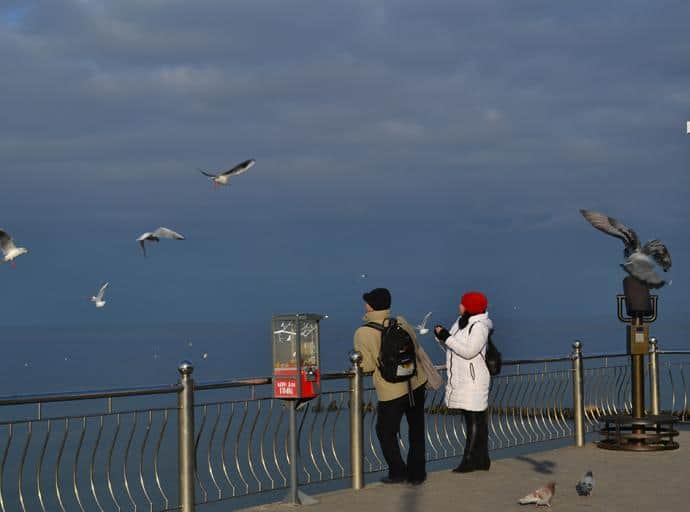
[2,311,688,395]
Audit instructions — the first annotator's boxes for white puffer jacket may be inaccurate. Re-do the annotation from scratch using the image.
[440,312,493,411]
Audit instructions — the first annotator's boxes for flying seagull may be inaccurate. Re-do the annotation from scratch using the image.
[580,209,672,288]
[90,282,109,308]
[0,229,28,266]
[576,470,595,496]
[415,312,433,335]
[136,227,185,257]
[518,482,555,507]
[199,159,255,187]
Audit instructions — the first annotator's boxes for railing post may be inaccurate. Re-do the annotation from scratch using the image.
[649,337,660,415]
[349,351,364,490]
[178,361,195,512]
[571,341,585,447]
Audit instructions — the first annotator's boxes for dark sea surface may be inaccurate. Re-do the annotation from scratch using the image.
[2,310,687,396]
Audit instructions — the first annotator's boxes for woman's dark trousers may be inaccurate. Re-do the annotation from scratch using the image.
[375,385,427,482]
[454,409,490,472]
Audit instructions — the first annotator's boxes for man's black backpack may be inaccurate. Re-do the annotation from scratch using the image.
[364,318,417,383]
[469,324,502,376]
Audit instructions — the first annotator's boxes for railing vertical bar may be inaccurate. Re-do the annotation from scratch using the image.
[89,416,105,512]
[220,403,238,495]
[37,420,51,512]
[18,421,32,512]
[206,404,223,499]
[106,413,122,512]
[55,418,69,512]
[72,417,87,512]
[122,412,138,511]
[153,409,170,509]
[138,410,154,512]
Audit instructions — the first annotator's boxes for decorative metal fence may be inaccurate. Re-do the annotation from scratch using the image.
[0,342,688,511]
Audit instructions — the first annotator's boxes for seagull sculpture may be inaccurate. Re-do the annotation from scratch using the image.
[136,227,185,257]
[199,159,255,187]
[415,312,433,335]
[580,209,672,289]
[90,282,109,308]
[0,229,28,266]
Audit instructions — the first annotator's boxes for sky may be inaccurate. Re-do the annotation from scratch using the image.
[1,1,688,348]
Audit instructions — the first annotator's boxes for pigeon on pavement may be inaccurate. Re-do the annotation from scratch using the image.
[518,482,555,507]
[576,470,594,496]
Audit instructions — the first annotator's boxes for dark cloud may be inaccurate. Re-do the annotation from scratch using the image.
[0,1,688,326]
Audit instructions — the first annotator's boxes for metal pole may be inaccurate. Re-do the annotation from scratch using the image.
[649,337,660,415]
[631,353,645,420]
[349,351,364,490]
[288,399,299,505]
[571,341,585,447]
[178,361,195,512]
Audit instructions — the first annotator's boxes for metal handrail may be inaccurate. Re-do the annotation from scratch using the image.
[0,383,181,406]
[0,347,686,512]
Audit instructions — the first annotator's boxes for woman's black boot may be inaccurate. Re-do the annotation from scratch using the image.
[474,410,491,470]
[453,411,477,473]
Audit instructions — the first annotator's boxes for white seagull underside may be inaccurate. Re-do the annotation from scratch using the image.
[199,159,255,186]
[90,282,109,308]
[0,229,28,266]
[136,227,185,257]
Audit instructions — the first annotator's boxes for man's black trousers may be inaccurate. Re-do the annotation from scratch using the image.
[375,385,426,481]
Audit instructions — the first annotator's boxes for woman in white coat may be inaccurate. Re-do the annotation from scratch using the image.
[434,291,492,473]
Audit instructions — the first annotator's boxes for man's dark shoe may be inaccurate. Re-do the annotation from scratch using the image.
[407,478,426,486]
[475,460,491,471]
[381,476,406,484]
[452,460,475,473]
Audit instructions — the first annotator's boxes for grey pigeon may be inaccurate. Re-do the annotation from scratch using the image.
[136,227,185,257]
[199,158,255,187]
[580,209,671,288]
[576,470,594,496]
[518,482,555,507]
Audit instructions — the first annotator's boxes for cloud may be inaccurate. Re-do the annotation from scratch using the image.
[0,1,688,328]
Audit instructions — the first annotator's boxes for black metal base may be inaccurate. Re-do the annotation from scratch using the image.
[598,414,679,451]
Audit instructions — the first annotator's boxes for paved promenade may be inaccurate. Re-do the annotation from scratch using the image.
[246,430,688,511]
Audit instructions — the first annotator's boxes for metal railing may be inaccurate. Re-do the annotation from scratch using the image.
[0,341,688,511]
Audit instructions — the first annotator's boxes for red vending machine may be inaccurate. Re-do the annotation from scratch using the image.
[272,313,322,400]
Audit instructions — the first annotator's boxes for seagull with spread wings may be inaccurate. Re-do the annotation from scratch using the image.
[415,312,433,335]
[136,227,185,257]
[90,282,109,308]
[0,229,28,266]
[580,209,672,288]
[199,159,255,187]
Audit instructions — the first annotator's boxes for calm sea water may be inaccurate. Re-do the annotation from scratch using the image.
[2,311,688,396]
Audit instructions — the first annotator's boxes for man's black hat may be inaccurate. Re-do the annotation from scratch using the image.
[362,288,391,311]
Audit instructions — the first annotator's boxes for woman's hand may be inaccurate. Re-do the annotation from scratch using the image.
[434,325,450,342]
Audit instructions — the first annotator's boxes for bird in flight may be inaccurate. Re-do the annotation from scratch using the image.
[580,209,671,288]
[199,159,255,187]
[415,312,433,335]
[90,282,109,308]
[0,229,28,267]
[136,227,185,257]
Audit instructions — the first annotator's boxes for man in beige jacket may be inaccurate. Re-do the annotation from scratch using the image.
[354,288,427,485]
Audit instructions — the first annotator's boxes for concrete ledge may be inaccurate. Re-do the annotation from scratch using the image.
[244,430,689,511]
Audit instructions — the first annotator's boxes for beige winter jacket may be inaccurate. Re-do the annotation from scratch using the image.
[353,309,428,402]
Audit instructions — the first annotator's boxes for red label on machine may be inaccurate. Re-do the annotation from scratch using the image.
[274,378,297,398]
[273,368,320,399]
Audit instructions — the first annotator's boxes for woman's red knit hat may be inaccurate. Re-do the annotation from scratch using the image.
[461,291,488,315]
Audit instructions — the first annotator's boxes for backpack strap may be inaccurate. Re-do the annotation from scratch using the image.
[468,323,490,363]
[363,322,384,332]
